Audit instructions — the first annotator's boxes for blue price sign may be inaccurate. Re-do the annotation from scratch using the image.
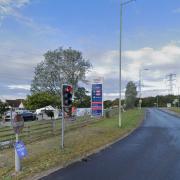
[14,141,28,159]
[91,84,103,117]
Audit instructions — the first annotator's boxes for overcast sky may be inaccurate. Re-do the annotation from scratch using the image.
[0,0,180,100]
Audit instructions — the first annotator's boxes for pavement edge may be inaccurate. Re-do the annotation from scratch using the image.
[158,108,180,118]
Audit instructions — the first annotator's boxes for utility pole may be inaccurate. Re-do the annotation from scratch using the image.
[119,0,135,128]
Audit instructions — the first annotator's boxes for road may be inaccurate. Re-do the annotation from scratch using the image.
[41,108,180,180]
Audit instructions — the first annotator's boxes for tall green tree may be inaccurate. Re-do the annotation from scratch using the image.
[31,47,92,95]
[0,100,7,115]
[125,81,137,109]
[73,87,90,108]
[24,92,60,110]
[139,95,179,107]
[104,100,113,109]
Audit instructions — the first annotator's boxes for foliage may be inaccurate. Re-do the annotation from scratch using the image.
[31,47,92,95]
[104,100,113,109]
[73,87,91,108]
[24,92,60,110]
[0,100,7,115]
[140,95,180,107]
[125,81,137,109]
[170,107,180,114]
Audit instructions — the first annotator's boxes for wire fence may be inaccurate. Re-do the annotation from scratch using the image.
[0,108,118,150]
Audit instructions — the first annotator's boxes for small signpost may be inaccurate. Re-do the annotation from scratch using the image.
[11,111,27,172]
[91,77,103,117]
[14,141,28,159]
[11,113,24,134]
[139,99,142,109]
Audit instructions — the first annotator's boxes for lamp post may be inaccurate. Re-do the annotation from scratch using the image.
[178,87,180,108]
[119,0,135,128]
[152,89,159,108]
[139,68,149,109]
[157,95,159,108]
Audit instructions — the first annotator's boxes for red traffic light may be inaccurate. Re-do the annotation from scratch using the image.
[63,84,73,107]
[65,86,73,93]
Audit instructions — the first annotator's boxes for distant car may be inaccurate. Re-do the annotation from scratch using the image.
[18,110,36,121]
[4,111,16,121]
[5,110,36,121]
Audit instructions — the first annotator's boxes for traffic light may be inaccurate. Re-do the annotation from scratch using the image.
[62,84,73,107]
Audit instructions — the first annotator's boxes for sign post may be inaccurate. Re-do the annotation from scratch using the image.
[139,99,142,109]
[91,77,103,117]
[61,87,64,149]
[11,112,25,172]
[15,134,21,172]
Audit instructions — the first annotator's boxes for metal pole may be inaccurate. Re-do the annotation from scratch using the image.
[139,68,149,109]
[157,95,159,108]
[61,86,64,149]
[178,87,180,108]
[10,108,20,172]
[11,108,21,172]
[119,4,123,128]
[139,69,142,109]
[15,133,21,172]
[119,0,135,128]
[10,107,12,124]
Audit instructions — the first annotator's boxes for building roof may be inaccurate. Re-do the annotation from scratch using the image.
[6,99,24,108]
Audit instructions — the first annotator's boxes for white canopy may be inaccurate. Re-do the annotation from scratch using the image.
[36,105,55,114]
[36,106,59,119]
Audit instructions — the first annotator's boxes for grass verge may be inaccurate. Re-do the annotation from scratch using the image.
[0,109,144,180]
[169,107,180,114]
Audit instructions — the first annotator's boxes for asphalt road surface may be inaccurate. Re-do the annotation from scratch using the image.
[41,108,180,180]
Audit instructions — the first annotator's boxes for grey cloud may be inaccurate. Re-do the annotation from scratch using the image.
[0,41,43,99]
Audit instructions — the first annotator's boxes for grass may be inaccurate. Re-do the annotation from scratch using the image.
[0,118,98,144]
[0,109,144,180]
[169,107,180,114]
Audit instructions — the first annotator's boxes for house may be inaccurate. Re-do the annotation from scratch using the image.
[6,99,25,110]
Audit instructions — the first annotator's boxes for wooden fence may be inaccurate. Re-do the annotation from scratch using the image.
[0,108,118,150]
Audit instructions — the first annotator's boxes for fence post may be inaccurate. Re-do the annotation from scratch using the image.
[27,126,31,142]
[52,119,55,134]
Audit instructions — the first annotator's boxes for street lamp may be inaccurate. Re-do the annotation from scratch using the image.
[152,89,159,108]
[119,0,135,128]
[178,87,180,108]
[157,95,159,108]
[139,68,149,109]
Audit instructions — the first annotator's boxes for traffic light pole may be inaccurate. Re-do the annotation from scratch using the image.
[61,86,64,149]
[61,84,73,149]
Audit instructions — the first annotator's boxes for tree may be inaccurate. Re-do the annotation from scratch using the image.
[104,100,113,109]
[24,92,60,110]
[0,100,7,115]
[73,87,90,108]
[139,95,179,107]
[31,47,92,95]
[125,81,137,109]
[111,98,125,108]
